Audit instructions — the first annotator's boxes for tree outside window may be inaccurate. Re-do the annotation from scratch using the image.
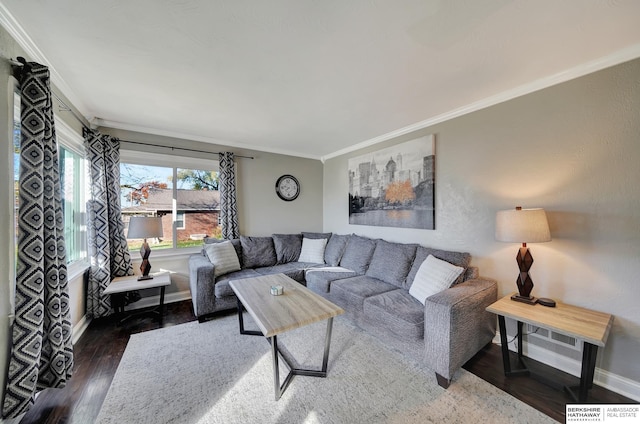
[120,163,220,250]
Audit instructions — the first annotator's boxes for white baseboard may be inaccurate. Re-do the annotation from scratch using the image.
[72,315,90,345]
[492,333,640,402]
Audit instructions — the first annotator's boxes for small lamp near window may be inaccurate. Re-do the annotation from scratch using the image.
[495,206,555,307]
[127,216,164,281]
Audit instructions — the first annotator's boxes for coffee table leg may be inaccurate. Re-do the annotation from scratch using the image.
[321,317,334,372]
[236,298,262,336]
[271,336,282,401]
[268,317,336,401]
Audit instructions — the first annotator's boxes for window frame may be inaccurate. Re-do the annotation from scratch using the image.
[55,117,90,279]
[119,149,219,256]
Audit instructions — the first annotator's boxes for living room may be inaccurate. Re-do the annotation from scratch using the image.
[1,2,639,423]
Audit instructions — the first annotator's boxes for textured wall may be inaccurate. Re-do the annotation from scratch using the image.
[323,58,640,387]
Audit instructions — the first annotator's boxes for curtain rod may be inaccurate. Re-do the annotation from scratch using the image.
[7,56,253,160]
[120,139,254,159]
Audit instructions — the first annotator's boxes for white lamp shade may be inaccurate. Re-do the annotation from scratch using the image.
[127,216,164,239]
[495,208,551,243]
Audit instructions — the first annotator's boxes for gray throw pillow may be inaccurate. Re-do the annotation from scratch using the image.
[405,246,471,289]
[302,231,332,240]
[339,235,377,274]
[240,236,277,268]
[272,233,302,264]
[366,240,417,287]
[324,233,349,266]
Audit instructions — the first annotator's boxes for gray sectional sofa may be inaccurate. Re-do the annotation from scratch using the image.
[188,232,497,388]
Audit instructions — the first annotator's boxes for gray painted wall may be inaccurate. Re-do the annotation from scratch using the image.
[323,58,640,388]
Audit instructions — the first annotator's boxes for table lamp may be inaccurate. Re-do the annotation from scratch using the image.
[495,206,554,306]
[127,216,164,280]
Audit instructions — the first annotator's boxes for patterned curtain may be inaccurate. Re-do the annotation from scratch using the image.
[2,62,73,419]
[219,152,240,239]
[84,129,134,318]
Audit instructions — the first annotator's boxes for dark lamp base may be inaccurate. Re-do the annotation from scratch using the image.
[511,294,538,305]
[137,275,154,281]
[537,297,556,307]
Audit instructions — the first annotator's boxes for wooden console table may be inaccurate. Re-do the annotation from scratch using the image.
[487,294,613,402]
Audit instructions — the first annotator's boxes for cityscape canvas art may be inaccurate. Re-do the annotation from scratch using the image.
[348,135,435,229]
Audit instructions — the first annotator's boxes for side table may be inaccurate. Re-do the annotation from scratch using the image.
[104,272,172,325]
[487,294,613,402]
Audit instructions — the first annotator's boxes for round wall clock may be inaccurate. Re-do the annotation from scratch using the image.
[275,174,300,201]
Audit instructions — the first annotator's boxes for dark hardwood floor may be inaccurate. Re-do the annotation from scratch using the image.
[18,300,634,424]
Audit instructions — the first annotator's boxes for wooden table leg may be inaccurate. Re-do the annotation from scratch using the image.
[568,342,598,402]
[158,286,166,326]
[498,315,511,374]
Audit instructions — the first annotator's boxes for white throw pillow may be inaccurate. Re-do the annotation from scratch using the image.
[297,237,327,263]
[409,255,464,305]
[204,241,241,277]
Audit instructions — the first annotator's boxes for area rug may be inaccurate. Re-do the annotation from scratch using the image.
[95,314,557,424]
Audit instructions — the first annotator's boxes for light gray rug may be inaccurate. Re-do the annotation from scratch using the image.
[96,314,557,424]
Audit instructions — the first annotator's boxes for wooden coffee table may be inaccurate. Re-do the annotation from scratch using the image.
[229,273,344,400]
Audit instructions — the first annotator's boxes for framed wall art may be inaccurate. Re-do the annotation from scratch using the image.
[348,135,435,230]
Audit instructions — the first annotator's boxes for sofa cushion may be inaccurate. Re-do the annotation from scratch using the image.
[324,234,349,266]
[240,236,277,268]
[405,246,471,289]
[302,231,332,240]
[330,275,397,313]
[365,240,417,287]
[298,237,327,263]
[363,289,425,341]
[272,233,302,264]
[305,268,357,293]
[204,241,241,277]
[214,268,261,298]
[254,263,321,284]
[339,235,376,274]
[408,255,464,305]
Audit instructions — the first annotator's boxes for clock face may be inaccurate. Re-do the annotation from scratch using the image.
[275,175,300,201]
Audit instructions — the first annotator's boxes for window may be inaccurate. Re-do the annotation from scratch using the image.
[12,86,20,266]
[176,211,185,229]
[56,118,88,269]
[119,151,220,252]
[58,146,86,263]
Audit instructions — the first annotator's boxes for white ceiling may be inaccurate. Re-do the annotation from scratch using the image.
[2,1,640,160]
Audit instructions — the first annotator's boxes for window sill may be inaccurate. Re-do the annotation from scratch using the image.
[67,260,90,281]
[128,247,202,260]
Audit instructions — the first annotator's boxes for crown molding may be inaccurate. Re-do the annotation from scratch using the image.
[96,118,322,161]
[3,1,638,162]
[321,43,640,162]
[0,3,92,121]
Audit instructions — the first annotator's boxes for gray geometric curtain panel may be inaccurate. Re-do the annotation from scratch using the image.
[219,152,240,239]
[84,129,134,319]
[2,61,74,419]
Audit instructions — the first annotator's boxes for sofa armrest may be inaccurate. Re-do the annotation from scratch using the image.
[188,253,216,317]
[423,277,497,385]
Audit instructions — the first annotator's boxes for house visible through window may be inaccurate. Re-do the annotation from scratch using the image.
[120,155,220,251]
